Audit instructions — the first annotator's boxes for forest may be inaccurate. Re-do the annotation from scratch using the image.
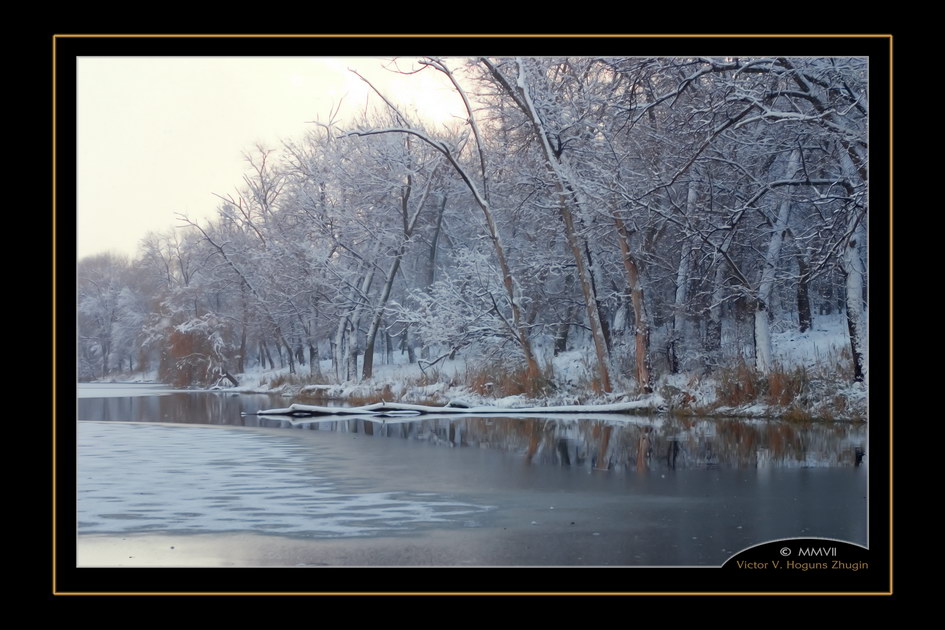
[77,56,868,416]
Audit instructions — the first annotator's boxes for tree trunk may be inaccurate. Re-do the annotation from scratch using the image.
[585,241,612,353]
[100,339,109,379]
[238,282,248,373]
[406,330,416,364]
[560,202,612,392]
[309,344,319,378]
[261,340,274,370]
[364,173,437,380]
[280,332,296,375]
[705,263,725,361]
[839,148,867,383]
[336,267,375,381]
[362,255,402,380]
[844,219,867,382]
[506,61,611,392]
[613,214,653,393]
[428,194,446,286]
[237,327,246,374]
[333,317,346,381]
[796,254,812,333]
[669,237,693,374]
[669,185,697,374]
[754,149,799,374]
[554,304,577,356]
[346,331,358,381]
[753,304,772,374]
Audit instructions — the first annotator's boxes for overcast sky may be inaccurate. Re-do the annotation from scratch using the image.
[76,56,467,260]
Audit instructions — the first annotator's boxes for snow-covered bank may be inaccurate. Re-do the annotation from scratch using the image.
[103,314,867,422]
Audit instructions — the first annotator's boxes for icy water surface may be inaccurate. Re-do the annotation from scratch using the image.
[78,422,492,538]
[76,385,868,566]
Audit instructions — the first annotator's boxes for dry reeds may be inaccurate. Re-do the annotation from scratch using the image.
[714,360,809,408]
[464,362,555,398]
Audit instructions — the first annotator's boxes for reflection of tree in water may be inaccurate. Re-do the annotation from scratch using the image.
[81,393,867,471]
[297,415,865,471]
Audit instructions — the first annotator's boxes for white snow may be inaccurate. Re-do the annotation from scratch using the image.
[92,311,867,421]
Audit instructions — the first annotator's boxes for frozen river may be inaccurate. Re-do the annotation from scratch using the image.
[76,385,868,567]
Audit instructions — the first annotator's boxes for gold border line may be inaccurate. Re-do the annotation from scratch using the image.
[52,33,58,597]
[56,33,892,597]
[52,33,893,38]
[54,591,893,596]
[888,33,894,596]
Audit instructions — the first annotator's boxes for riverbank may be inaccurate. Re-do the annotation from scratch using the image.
[245,315,868,422]
[87,363,867,422]
[90,315,868,422]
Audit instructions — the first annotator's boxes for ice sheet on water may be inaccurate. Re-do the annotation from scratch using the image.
[78,422,493,538]
[77,383,178,398]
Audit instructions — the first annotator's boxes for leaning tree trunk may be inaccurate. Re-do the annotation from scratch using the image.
[507,60,612,392]
[559,202,612,392]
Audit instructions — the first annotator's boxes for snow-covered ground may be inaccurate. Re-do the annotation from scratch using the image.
[771,312,867,372]
[91,312,868,420]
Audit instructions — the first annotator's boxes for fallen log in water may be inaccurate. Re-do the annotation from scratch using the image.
[244,398,664,418]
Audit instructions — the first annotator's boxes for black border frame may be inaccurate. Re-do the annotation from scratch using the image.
[53,33,893,597]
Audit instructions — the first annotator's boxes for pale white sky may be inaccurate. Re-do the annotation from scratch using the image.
[76,56,467,259]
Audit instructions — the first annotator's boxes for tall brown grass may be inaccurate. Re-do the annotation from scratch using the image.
[714,360,809,408]
[464,362,555,398]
